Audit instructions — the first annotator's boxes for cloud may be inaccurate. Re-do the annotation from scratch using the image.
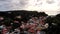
[0,0,60,15]
[9,0,29,10]
[0,0,29,10]
[0,0,12,11]
[24,0,60,15]
[46,0,55,4]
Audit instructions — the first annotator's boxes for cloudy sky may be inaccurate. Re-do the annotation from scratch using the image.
[0,0,60,15]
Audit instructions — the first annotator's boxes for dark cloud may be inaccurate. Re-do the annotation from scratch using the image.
[46,0,55,4]
[0,0,6,1]
[20,0,28,6]
[0,0,29,11]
